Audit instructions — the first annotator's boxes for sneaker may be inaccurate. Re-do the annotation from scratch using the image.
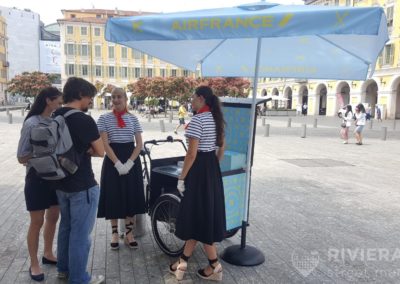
[57,272,68,279]
[89,275,105,284]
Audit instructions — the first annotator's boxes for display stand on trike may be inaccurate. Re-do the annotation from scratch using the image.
[140,135,239,257]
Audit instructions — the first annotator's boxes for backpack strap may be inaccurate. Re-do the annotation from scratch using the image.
[63,109,82,118]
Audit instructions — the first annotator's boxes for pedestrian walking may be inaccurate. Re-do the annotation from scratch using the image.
[354,103,366,145]
[174,102,187,134]
[340,105,353,144]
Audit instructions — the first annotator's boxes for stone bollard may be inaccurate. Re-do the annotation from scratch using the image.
[393,119,396,130]
[301,124,307,138]
[147,114,151,122]
[369,119,373,130]
[8,113,12,124]
[21,109,25,116]
[287,118,292,128]
[381,126,387,141]
[169,112,173,123]
[262,117,266,126]
[159,120,165,132]
[313,118,318,128]
[264,124,270,137]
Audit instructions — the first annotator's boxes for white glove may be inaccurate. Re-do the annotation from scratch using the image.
[114,160,129,175]
[177,179,185,196]
[124,159,134,173]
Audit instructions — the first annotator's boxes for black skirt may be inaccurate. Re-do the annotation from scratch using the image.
[97,142,146,219]
[24,168,58,211]
[175,151,226,245]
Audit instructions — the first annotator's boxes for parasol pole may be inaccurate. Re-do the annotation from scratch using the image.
[221,36,265,266]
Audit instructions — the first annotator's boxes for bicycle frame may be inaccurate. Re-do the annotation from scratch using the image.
[141,136,187,213]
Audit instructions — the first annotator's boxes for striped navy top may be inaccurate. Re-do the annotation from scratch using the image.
[185,112,217,152]
[97,112,143,143]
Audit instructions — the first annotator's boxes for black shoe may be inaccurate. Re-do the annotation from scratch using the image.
[29,267,44,282]
[42,256,57,265]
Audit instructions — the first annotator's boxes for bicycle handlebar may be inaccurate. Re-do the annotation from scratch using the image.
[144,136,184,147]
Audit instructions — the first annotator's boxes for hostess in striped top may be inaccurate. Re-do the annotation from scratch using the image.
[185,112,217,152]
[97,112,143,143]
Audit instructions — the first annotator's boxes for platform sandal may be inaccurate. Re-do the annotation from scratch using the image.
[110,225,119,250]
[124,222,138,249]
[169,254,189,281]
[197,258,223,281]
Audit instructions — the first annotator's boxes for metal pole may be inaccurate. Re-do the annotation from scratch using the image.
[313,118,317,128]
[369,119,373,129]
[147,114,151,122]
[8,113,12,124]
[169,112,173,123]
[264,124,270,137]
[159,120,165,132]
[287,118,292,127]
[301,124,307,138]
[262,117,265,126]
[6,108,9,116]
[381,126,387,140]
[21,109,24,116]
[393,119,396,130]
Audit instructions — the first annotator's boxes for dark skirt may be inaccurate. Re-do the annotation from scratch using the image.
[175,151,226,245]
[25,168,58,211]
[97,142,146,219]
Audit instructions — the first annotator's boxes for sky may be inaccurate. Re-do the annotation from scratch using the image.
[1,0,303,25]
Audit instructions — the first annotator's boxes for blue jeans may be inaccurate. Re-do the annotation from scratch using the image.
[56,186,100,284]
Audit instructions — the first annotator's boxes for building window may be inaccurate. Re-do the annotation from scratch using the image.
[81,44,89,57]
[121,67,128,78]
[183,70,189,77]
[66,43,74,55]
[70,14,76,19]
[81,26,88,36]
[345,0,351,5]
[94,27,101,36]
[108,46,115,59]
[134,67,141,78]
[160,69,166,77]
[108,66,115,78]
[147,68,153,77]
[67,26,73,34]
[66,64,75,75]
[96,14,101,19]
[147,55,153,64]
[384,44,394,65]
[134,51,141,62]
[95,65,102,77]
[386,6,394,27]
[121,47,128,59]
[82,65,88,76]
[95,45,101,57]
[171,69,177,77]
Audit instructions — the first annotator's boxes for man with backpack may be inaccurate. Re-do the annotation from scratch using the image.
[53,77,105,284]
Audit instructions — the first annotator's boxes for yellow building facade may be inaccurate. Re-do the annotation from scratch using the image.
[58,9,194,107]
[0,14,7,104]
[258,0,400,119]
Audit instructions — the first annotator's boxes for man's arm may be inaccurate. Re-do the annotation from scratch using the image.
[90,137,104,157]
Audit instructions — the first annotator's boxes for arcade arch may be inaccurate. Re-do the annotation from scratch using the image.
[315,84,327,115]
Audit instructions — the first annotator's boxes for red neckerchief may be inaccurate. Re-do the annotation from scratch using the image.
[197,105,211,114]
[113,109,127,128]
[184,105,211,130]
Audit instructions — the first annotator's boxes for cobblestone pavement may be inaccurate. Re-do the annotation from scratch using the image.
[0,109,399,283]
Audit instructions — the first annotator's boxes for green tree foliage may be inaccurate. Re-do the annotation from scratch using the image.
[6,72,53,97]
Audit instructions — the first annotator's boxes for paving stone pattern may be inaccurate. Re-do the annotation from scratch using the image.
[0,109,399,283]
